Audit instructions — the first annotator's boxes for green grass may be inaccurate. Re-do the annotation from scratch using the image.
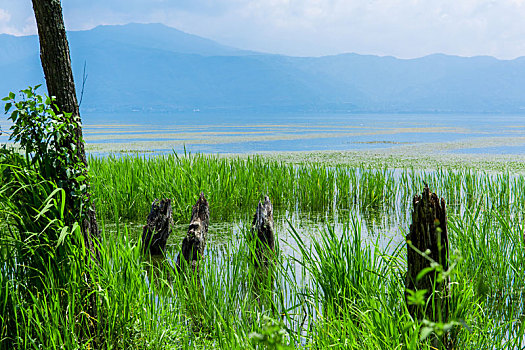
[88,153,410,223]
[3,153,525,348]
[88,153,525,241]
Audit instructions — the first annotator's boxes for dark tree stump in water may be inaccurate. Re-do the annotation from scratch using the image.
[406,184,449,324]
[141,199,173,255]
[176,193,209,273]
[251,196,275,267]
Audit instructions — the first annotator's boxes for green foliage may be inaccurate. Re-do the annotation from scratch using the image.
[3,85,90,223]
[0,86,91,292]
[0,163,93,347]
[249,316,292,350]
[0,87,95,347]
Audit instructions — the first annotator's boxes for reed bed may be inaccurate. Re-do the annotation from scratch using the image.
[89,153,525,228]
[3,152,525,348]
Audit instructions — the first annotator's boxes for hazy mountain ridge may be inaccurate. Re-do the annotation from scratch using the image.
[1,23,524,113]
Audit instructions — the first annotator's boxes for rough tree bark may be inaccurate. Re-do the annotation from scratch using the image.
[30,2,100,343]
[31,0,99,252]
[251,196,275,267]
[176,193,209,273]
[406,184,449,323]
[141,199,173,255]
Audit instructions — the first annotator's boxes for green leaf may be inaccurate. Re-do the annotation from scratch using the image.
[4,102,12,113]
[420,326,433,341]
[57,222,79,247]
[416,266,435,282]
[406,288,427,306]
[35,187,65,220]
[8,92,15,99]
[59,187,66,219]
[56,226,70,247]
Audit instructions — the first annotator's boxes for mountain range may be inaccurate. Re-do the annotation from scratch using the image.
[1,23,525,114]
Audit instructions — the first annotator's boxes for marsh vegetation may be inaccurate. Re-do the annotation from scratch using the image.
[3,147,525,348]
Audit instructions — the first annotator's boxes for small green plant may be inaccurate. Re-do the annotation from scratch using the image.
[406,241,465,347]
[1,86,95,347]
[1,86,94,287]
[3,85,90,223]
[249,315,292,349]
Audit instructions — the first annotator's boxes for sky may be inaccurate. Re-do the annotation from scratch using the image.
[1,0,525,59]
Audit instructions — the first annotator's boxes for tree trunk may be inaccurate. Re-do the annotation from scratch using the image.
[176,193,209,274]
[31,0,99,251]
[142,199,173,255]
[406,184,449,323]
[31,2,100,343]
[251,196,275,267]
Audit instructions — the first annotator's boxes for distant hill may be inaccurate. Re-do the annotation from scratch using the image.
[1,23,525,113]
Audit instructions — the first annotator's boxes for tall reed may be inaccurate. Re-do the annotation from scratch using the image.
[5,150,525,348]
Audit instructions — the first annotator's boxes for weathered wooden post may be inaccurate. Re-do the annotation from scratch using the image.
[249,196,276,311]
[251,196,275,267]
[141,199,173,255]
[406,184,449,326]
[176,193,209,273]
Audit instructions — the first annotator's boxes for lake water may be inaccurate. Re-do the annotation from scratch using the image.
[4,112,525,155]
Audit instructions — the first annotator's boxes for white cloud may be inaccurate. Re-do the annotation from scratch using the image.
[0,4,36,36]
[0,8,9,21]
[0,8,14,34]
[146,0,525,58]
[2,0,525,58]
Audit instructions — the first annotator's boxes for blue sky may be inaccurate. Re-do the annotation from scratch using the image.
[0,0,524,59]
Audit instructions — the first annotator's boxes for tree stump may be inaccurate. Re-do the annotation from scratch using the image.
[141,199,173,255]
[406,184,449,323]
[176,193,209,273]
[251,196,275,267]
